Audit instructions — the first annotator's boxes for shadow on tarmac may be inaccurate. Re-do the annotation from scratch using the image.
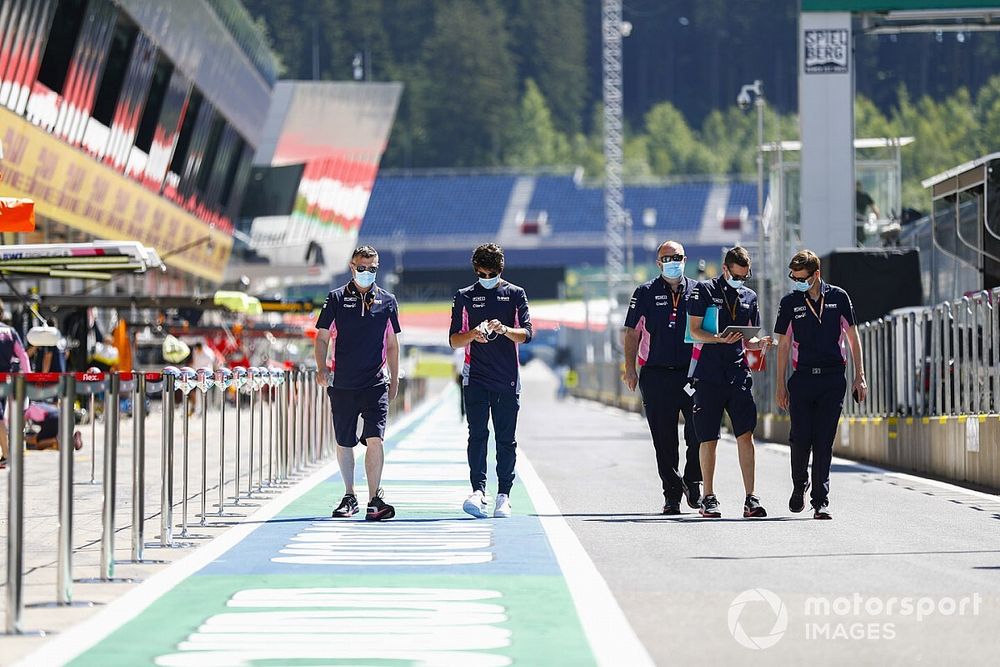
[691,548,1000,560]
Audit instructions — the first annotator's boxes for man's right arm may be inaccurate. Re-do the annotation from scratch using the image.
[622,287,643,391]
[773,298,792,410]
[314,329,330,385]
[314,292,336,386]
[622,327,640,391]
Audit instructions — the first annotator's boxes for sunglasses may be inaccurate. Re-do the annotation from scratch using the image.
[475,269,500,279]
[659,254,686,263]
[788,271,815,283]
[353,264,378,273]
[728,268,752,280]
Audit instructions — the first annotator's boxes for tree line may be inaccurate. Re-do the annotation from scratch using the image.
[240,0,1000,212]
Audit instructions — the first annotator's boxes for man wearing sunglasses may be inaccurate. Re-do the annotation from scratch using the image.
[449,243,532,519]
[688,246,771,519]
[622,240,703,515]
[774,250,867,520]
[315,246,401,521]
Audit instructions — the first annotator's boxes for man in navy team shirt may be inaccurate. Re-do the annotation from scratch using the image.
[622,240,703,515]
[449,244,532,519]
[687,246,771,519]
[314,246,401,521]
[774,249,867,520]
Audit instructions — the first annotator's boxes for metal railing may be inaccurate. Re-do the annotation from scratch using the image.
[843,288,999,419]
[2,367,338,635]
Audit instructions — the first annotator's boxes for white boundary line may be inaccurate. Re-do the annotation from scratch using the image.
[761,442,999,502]
[17,395,441,667]
[517,450,655,667]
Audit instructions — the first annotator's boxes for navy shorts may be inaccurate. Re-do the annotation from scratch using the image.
[692,375,757,442]
[328,385,389,448]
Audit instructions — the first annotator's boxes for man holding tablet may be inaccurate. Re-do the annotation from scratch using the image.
[774,250,867,520]
[687,246,771,519]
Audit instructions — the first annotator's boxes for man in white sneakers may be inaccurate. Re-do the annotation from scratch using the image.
[449,244,532,518]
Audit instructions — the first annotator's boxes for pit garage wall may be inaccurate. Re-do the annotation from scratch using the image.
[249,81,403,271]
[759,414,1000,491]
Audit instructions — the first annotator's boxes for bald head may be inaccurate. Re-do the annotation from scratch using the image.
[657,240,685,262]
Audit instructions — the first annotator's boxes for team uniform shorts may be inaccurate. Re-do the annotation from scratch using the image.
[327,384,389,447]
[691,375,758,442]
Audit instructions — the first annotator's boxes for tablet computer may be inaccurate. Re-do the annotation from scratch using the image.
[719,325,761,339]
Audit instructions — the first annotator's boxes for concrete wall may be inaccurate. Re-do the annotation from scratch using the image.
[759,413,1000,492]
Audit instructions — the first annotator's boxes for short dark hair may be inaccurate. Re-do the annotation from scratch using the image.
[472,243,504,272]
[724,246,751,268]
[789,249,820,274]
[352,245,378,260]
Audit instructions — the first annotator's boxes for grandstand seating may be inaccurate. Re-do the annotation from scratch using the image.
[362,173,758,242]
[362,174,516,237]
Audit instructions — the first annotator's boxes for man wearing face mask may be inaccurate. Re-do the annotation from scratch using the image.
[315,246,401,521]
[688,246,771,519]
[449,243,532,519]
[774,250,867,520]
[622,240,702,515]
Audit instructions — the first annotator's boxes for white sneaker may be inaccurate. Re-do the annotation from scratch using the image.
[494,493,512,518]
[463,490,489,518]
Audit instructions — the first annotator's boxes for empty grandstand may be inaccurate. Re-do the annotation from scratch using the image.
[359,169,764,297]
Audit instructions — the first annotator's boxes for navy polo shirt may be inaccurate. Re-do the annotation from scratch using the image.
[315,282,401,390]
[774,281,856,370]
[688,276,760,382]
[449,280,532,394]
[623,276,694,369]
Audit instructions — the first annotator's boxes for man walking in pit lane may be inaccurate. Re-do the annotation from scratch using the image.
[774,250,867,520]
[315,246,401,521]
[449,243,532,519]
[622,240,703,515]
[687,246,772,519]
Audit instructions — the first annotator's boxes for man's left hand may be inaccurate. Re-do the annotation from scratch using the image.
[853,374,868,402]
[389,379,399,402]
[487,319,507,335]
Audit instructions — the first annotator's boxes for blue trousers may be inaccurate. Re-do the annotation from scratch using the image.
[464,384,519,495]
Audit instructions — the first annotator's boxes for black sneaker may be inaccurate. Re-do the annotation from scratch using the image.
[699,494,721,518]
[0,457,7,470]
[813,500,832,520]
[743,494,767,518]
[682,480,702,509]
[331,494,359,518]
[366,489,396,521]
[788,482,810,513]
[662,500,681,516]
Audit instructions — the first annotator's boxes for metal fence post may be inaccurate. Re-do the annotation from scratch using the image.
[159,372,177,546]
[5,375,28,633]
[131,374,147,562]
[57,374,76,603]
[100,372,120,579]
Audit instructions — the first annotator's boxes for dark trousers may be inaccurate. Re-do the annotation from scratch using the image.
[638,366,702,502]
[788,371,847,508]
[464,384,519,495]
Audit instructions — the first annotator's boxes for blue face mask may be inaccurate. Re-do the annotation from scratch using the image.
[478,276,500,289]
[354,271,376,288]
[726,277,745,289]
[662,261,685,279]
[792,278,811,292]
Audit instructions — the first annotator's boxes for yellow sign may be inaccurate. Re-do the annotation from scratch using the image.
[0,109,232,282]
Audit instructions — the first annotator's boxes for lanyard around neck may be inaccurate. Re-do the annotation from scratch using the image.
[721,283,739,321]
[804,290,825,324]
